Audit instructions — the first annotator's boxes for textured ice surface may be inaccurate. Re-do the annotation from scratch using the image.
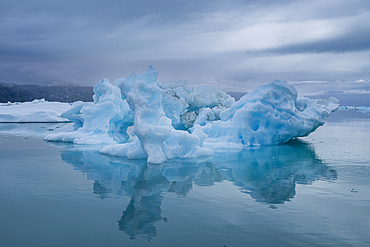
[0,99,71,123]
[100,66,213,163]
[198,80,340,149]
[43,66,339,163]
[45,79,134,144]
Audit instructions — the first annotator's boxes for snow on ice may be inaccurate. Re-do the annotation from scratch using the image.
[0,99,71,123]
[12,66,339,164]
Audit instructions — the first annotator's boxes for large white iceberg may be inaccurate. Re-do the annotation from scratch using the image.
[45,66,339,164]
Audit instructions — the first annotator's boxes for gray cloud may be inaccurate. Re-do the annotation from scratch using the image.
[1,0,370,95]
[247,11,370,55]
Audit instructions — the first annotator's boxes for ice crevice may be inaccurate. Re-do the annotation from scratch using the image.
[45,66,339,164]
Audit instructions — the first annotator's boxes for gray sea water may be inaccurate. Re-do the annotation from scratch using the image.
[0,110,369,247]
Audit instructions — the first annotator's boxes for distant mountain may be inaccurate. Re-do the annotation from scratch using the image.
[227,91,247,101]
[3,82,366,107]
[0,82,94,103]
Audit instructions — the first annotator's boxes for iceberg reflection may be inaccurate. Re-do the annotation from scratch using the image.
[54,138,336,239]
[210,139,337,205]
[118,163,169,240]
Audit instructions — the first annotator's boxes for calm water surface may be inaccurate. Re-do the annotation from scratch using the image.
[0,110,369,247]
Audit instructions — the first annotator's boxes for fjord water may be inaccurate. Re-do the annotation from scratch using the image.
[0,110,369,247]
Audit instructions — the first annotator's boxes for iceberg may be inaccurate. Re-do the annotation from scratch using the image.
[0,99,71,123]
[339,105,370,114]
[45,66,339,164]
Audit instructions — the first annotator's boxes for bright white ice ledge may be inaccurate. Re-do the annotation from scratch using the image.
[0,99,71,123]
[44,66,339,164]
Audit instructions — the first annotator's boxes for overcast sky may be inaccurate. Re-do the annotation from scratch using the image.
[1,0,370,94]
